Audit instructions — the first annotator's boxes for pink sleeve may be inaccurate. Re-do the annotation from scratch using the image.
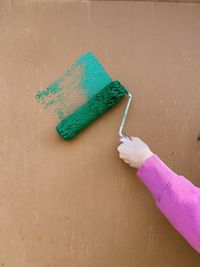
[136,154,200,253]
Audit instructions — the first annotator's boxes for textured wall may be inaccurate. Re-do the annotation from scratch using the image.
[0,1,200,266]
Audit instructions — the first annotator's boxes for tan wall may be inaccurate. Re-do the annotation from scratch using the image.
[0,1,200,266]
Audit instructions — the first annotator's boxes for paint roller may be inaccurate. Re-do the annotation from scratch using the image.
[56,80,132,141]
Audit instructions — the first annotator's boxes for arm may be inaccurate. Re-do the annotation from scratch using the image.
[137,154,200,253]
[118,137,200,253]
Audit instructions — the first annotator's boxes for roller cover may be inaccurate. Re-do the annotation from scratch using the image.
[56,81,128,140]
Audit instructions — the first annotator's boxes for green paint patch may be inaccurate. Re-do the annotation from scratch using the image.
[72,52,112,98]
[35,79,64,101]
[35,52,112,120]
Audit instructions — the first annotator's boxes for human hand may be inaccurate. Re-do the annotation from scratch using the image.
[117,137,154,169]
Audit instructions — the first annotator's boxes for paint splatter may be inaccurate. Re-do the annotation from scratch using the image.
[35,52,112,120]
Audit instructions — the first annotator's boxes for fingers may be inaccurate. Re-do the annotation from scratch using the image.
[118,136,137,152]
[119,153,123,158]
[117,145,122,152]
[120,135,134,144]
[119,155,129,164]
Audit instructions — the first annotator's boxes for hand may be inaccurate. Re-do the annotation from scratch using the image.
[117,137,154,169]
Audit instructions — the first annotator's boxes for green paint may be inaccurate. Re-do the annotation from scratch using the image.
[35,52,112,120]
[35,78,64,101]
[71,52,112,98]
[56,109,65,119]
[35,77,65,119]
[56,81,128,140]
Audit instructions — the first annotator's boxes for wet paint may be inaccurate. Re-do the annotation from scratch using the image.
[74,52,112,98]
[35,52,112,120]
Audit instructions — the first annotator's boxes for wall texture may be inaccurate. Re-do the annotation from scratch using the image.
[0,1,200,266]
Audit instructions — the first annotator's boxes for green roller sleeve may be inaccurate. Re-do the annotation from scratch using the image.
[56,81,128,140]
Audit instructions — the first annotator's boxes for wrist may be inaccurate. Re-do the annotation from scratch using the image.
[138,151,154,169]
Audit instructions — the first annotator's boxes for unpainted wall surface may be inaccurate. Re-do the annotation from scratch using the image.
[0,1,200,266]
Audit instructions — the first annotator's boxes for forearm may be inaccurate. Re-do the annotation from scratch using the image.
[137,155,200,253]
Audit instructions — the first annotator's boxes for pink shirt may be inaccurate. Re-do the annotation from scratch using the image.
[137,155,200,253]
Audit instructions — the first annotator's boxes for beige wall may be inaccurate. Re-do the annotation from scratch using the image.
[0,1,200,266]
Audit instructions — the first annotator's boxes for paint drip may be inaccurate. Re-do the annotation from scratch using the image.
[35,52,112,120]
